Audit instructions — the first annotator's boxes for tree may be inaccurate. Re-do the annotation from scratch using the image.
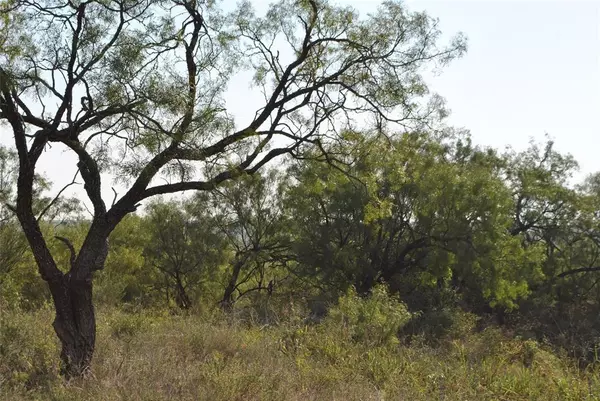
[544,172,600,302]
[501,141,598,303]
[202,171,292,309]
[505,140,579,243]
[0,0,465,376]
[285,131,543,310]
[143,199,227,309]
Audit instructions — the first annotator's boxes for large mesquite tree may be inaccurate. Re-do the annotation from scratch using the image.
[0,0,465,376]
[285,132,544,308]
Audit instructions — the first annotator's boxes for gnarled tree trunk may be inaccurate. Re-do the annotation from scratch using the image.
[48,273,96,377]
[49,233,109,377]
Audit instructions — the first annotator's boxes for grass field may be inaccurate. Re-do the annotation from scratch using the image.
[1,301,599,401]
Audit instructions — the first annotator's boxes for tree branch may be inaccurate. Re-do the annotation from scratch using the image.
[55,235,77,270]
[557,267,600,278]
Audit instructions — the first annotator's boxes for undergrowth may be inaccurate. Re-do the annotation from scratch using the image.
[1,291,599,400]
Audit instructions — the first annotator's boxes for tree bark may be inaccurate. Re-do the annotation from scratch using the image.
[174,280,192,309]
[220,258,245,310]
[48,231,109,377]
[48,273,96,378]
[168,269,191,309]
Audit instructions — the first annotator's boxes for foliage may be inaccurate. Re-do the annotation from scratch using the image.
[95,215,150,306]
[325,285,412,346]
[143,199,228,309]
[200,171,293,307]
[0,307,58,390]
[285,132,546,309]
[401,307,479,345]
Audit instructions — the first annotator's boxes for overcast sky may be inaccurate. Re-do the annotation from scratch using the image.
[1,0,598,205]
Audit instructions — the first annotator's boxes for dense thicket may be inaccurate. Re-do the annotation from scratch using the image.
[2,131,600,366]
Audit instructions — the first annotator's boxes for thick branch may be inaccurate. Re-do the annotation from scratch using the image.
[138,144,295,200]
[557,267,600,278]
[0,70,62,281]
[63,140,106,217]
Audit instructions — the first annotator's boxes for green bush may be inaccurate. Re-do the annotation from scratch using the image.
[107,310,152,339]
[325,285,412,346]
[0,308,58,390]
[401,307,479,345]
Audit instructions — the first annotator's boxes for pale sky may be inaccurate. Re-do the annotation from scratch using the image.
[1,0,599,206]
[408,0,600,181]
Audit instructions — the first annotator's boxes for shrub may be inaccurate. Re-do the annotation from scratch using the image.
[401,307,479,345]
[325,285,412,346]
[0,308,58,390]
[107,310,152,339]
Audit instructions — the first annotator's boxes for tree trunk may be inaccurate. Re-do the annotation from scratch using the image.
[356,267,376,296]
[47,232,108,378]
[48,273,96,378]
[174,277,192,309]
[220,258,245,310]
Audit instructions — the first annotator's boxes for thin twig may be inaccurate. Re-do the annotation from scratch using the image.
[55,235,77,269]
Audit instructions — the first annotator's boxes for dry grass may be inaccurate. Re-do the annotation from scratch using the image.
[1,304,599,401]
